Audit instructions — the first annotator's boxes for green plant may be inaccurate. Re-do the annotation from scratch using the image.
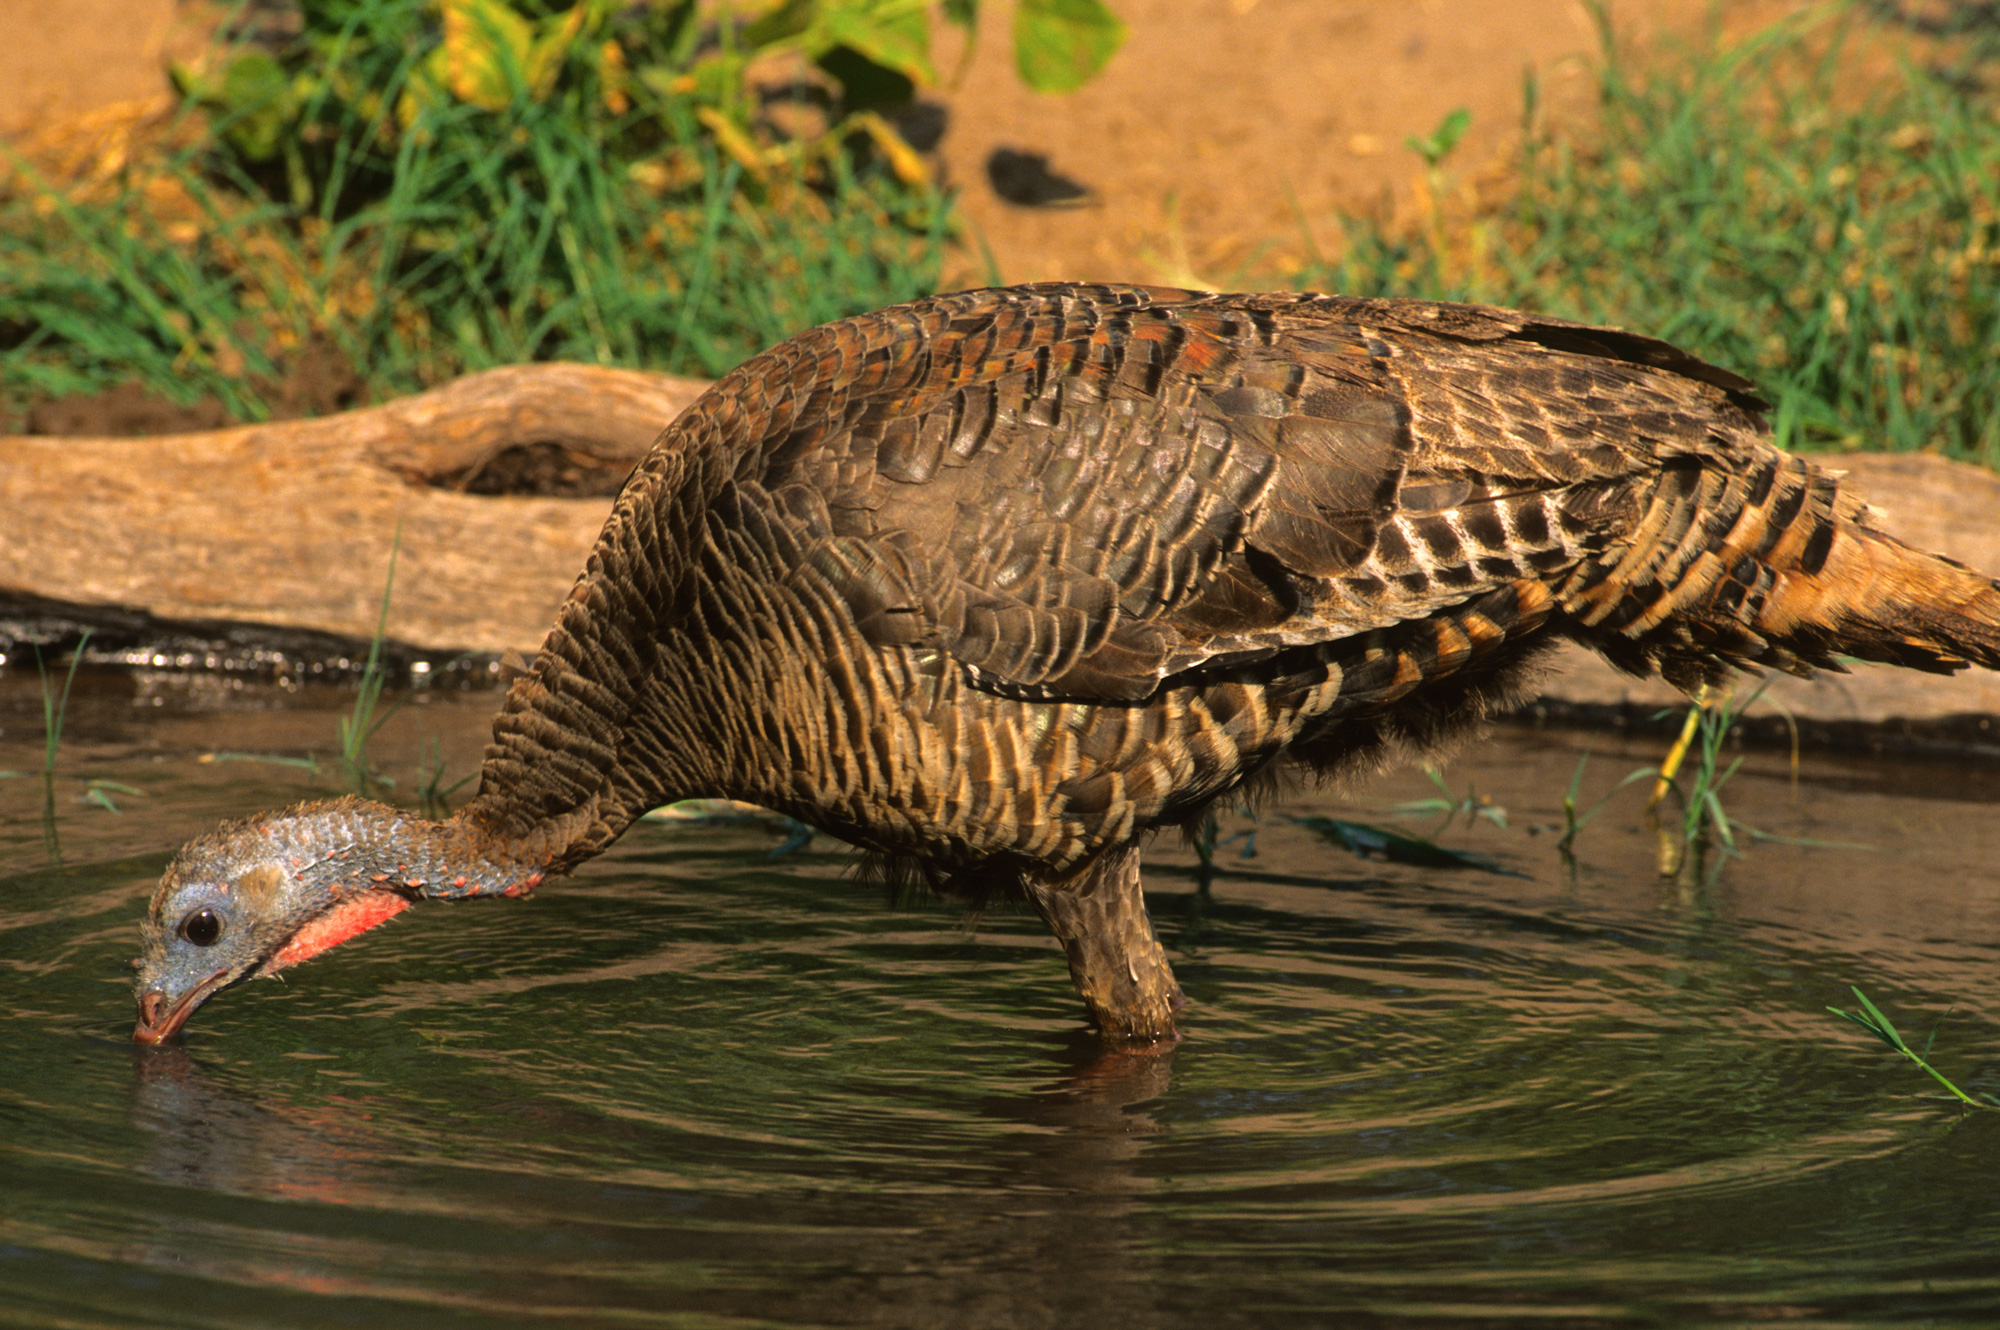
[1394,766,1509,834]
[1404,105,1471,170]
[1662,686,1756,857]
[14,635,91,862]
[32,636,88,790]
[83,779,144,814]
[1827,985,1999,1109]
[1188,804,1259,886]
[1555,750,1654,857]
[338,535,404,795]
[17,0,1114,417]
[335,539,485,814]
[417,737,476,818]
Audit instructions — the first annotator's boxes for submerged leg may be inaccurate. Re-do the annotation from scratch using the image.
[1025,846,1183,1041]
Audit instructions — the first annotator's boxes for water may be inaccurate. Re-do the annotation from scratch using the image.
[5,671,2000,1327]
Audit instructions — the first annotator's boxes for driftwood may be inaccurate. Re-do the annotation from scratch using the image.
[0,363,707,678]
[5,363,2000,743]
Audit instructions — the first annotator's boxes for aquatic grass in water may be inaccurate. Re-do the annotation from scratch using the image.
[417,736,476,819]
[1298,6,2000,463]
[8,635,94,860]
[1556,749,1655,857]
[1828,985,2000,1110]
[336,536,402,797]
[1649,685,1761,875]
[1396,766,1511,833]
[335,532,473,811]
[34,636,88,789]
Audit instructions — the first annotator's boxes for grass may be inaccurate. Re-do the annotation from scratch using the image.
[1298,4,2000,465]
[1828,985,1999,1110]
[334,530,472,813]
[0,633,139,861]
[33,636,89,795]
[1555,751,1656,859]
[1554,684,1848,881]
[1646,686,1763,878]
[0,0,950,425]
[336,535,402,797]
[201,541,474,811]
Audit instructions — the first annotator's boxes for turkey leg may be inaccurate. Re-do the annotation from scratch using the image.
[1025,847,1183,1041]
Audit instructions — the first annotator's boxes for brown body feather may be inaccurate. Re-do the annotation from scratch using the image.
[454,283,2000,1038]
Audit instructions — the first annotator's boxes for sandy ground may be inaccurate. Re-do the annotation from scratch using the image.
[924,0,1779,287]
[0,0,1785,288]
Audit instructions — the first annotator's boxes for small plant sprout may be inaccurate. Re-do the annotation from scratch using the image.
[1555,750,1655,859]
[1405,106,1472,169]
[417,737,475,820]
[83,779,144,814]
[1396,766,1509,834]
[20,634,91,862]
[1645,683,1772,879]
[35,633,90,785]
[1189,804,1259,888]
[339,530,409,797]
[1826,986,1999,1111]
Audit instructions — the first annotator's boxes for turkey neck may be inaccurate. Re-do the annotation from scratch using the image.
[452,298,955,871]
[282,799,552,901]
[456,437,716,871]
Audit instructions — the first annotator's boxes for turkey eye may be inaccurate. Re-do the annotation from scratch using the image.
[180,908,224,947]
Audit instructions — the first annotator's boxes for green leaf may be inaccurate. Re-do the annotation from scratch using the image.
[82,780,141,814]
[1854,987,1907,1051]
[1406,105,1471,167]
[204,752,322,772]
[742,0,818,48]
[524,4,593,98]
[644,52,747,111]
[213,52,299,162]
[1827,1005,1900,1051]
[941,0,977,28]
[1013,0,1125,94]
[817,1,936,85]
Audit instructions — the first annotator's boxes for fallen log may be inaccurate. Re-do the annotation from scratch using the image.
[1,363,707,679]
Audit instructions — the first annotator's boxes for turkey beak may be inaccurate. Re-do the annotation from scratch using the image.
[133,968,229,1046]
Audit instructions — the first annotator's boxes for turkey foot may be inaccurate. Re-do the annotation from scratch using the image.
[1026,847,1183,1042]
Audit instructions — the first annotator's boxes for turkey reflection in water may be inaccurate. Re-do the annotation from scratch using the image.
[6,676,2000,1327]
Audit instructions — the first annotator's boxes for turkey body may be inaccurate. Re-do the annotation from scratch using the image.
[133,283,2000,1044]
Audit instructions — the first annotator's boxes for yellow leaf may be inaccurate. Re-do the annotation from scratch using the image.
[524,4,589,100]
[439,0,534,111]
[695,106,773,178]
[850,110,929,187]
[600,38,630,115]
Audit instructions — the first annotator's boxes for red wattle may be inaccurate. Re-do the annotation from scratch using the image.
[269,892,414,972]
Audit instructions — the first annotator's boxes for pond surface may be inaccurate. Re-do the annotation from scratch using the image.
[5,670,2000,1328]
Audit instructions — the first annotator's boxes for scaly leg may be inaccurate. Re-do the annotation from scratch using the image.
[1025,846,1183,1041]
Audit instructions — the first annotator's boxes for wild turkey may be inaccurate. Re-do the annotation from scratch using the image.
[133,282,2000,1045]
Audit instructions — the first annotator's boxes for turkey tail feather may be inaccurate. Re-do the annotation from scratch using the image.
[1756,523,2000,675]
[1561,447,2000,687]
